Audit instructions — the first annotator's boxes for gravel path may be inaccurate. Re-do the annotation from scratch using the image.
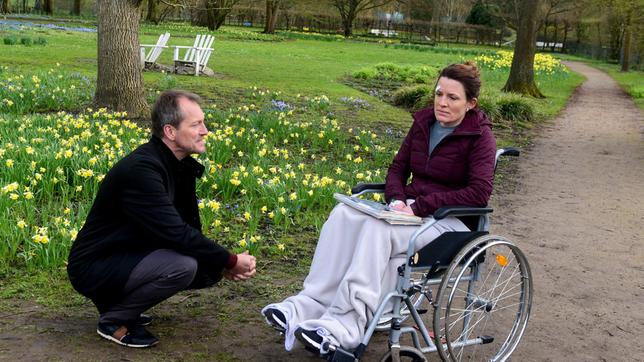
[493,61,644,361]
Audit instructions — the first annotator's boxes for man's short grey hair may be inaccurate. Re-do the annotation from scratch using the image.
[151,90,202,138]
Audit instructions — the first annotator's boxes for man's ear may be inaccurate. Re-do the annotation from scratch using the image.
[163,123,176,141]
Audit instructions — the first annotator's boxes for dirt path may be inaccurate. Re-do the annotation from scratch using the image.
[1,62,642,361]
[492,61,644,361]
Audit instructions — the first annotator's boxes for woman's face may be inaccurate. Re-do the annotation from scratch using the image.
[433,77,477,127]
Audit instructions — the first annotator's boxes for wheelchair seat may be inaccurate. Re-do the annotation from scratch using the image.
[409,231,488,276]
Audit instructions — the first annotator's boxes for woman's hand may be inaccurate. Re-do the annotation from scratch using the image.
[389,200,414,215]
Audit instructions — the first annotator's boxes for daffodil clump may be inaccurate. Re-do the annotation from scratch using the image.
[0,108,143,269]
[0,65,93,114]
[475,50,568,75]
[0,87,395,269]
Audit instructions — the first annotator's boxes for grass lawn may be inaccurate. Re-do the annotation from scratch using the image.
[0,20,587,316]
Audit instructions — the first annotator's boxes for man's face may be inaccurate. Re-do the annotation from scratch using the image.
[169,98,208,159]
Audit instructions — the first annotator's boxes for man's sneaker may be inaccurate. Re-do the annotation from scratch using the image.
[97,322,158,348]
[135,314,152,326]
[295,327,325,354]
[262,308,287,333]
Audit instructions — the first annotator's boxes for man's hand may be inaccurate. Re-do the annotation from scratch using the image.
[224,251,256,281]
[389,200,414,215]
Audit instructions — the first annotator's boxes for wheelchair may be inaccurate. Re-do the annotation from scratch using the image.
[323,148,533,362]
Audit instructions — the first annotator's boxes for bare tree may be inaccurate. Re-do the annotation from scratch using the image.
[95,0,149,119]
[539,0,579,50]
[71,0,82,15]
[1,0,10,14]
[502,0,545,98]
[146,0,160,23]
[203,0,240,30]
[331,0,396,37]
[43,0,53,14]
[612,0,643,71]
[264,0,280,34]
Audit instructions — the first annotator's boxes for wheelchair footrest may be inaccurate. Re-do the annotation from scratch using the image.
[480,335,494,344]
[329,347,356,361]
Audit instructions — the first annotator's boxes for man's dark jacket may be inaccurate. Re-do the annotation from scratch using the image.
[385,107,496,217]
[67,136,232,312]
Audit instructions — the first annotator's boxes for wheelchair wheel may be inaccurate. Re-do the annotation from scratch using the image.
[432,235,532,361]
[380,346,427,362]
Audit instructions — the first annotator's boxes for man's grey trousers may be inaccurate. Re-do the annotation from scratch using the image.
[99,249,197,324]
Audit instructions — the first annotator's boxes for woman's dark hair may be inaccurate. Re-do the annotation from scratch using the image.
[151,90,202,138]
[437,61,481,101]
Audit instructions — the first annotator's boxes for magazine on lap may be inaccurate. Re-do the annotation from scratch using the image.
[333,193,425,225]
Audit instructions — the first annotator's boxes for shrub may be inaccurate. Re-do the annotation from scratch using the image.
[476,93,502,124]
[496,93,535,124]
[392,85,432,109]
[35,37,48,46]
[3,36,18,45]
[351,63,437,84]
[20,37,33,46]
[476,89,536,129]
[353,68,378,80]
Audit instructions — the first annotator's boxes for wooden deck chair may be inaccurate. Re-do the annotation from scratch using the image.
[140,32,170,69]
[173,34,215,76]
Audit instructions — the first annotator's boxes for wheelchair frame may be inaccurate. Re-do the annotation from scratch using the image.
[323,148,533,362]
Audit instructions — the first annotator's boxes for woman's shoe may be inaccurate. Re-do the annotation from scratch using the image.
[294,327,325,354]
[262,308,287,333]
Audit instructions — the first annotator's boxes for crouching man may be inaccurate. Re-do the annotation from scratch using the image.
[67,90,256,347]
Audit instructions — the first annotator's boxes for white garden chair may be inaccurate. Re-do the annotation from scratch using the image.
[173,34,215,76]
[140,32,170,69]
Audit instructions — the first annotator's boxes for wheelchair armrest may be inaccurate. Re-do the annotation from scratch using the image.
[498,147,520,157]
[351,183,385,195]
[433,206,493,220]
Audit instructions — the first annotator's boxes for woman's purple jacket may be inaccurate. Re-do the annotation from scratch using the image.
[385,107,497,218]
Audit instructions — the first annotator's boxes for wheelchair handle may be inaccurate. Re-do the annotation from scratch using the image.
[351,183,385,195]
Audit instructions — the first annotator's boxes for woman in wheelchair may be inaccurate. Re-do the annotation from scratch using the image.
[262,62,496,357]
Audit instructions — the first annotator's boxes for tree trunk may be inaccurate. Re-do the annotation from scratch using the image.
[204,0,232,31]
[1,0,10,13]
[562,20,569,53]
[334,1,356,37]
[431,1,442,23]
[621,23,631,71]
[502,0,544,98]
[343,17,353,36]
[542,20,548,50]
[551,20,558,52]
[43,0,53,14]
[71,0,81,15]
[263,0,279,34]
[146,0,159,24]
[95,0,149,120]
